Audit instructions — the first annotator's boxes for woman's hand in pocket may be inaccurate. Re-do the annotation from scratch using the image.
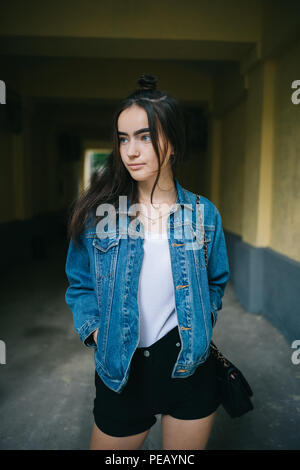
[93,328,98,345]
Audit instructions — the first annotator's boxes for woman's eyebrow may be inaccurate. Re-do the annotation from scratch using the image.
[118,127,150,136]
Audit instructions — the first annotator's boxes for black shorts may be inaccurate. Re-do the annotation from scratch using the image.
[93,325,221,437]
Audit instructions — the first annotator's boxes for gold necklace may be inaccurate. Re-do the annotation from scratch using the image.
[139,200,173,207]
[139,211,168,225]
[138,202,176,225]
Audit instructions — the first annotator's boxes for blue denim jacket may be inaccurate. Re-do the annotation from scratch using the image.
[65,178,230,393]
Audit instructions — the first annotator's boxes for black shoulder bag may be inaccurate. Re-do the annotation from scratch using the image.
[196,194,254,418]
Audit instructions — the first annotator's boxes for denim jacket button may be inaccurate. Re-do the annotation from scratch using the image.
[176,342,181,347]
[144,350,150,357]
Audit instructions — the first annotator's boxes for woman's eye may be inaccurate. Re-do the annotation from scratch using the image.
[119,134,150,144]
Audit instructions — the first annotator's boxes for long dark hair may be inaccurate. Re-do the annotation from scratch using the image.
[67,73,186,245]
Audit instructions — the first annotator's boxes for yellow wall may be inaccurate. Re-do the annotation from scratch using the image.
[211,45,300,261]
[242,63,264,245]
[271,39,300,261]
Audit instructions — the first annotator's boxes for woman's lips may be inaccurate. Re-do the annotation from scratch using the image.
[128,164,145,170]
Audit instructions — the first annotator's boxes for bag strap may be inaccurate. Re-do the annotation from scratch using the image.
[196,194,226,359]
[196,195,242,377]
[196,194,208,268]
[210,340,231,367]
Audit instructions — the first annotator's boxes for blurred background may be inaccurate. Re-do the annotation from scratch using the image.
[0,0,299,450]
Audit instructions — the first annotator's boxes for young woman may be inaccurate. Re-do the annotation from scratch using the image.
[65,74,230,450]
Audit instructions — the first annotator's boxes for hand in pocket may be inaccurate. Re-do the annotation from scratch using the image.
[93,328,99,345]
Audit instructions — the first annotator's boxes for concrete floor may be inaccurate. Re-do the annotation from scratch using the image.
[0,237,299,450]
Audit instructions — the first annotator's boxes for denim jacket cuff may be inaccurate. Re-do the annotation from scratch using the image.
[78,318,100,349]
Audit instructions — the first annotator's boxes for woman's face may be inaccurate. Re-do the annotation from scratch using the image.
[117,104,173,182]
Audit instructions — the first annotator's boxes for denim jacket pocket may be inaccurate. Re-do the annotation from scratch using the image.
[92,235,121,280]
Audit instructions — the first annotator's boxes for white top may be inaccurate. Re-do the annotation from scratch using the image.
[137,229,178,347]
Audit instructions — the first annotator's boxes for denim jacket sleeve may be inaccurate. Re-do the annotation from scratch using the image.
[65,236,100,349]
[207,207,230,327]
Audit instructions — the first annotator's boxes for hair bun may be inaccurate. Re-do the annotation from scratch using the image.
[138,74,157,91]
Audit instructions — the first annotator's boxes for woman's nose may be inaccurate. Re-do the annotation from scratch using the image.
[127,139,139,157]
